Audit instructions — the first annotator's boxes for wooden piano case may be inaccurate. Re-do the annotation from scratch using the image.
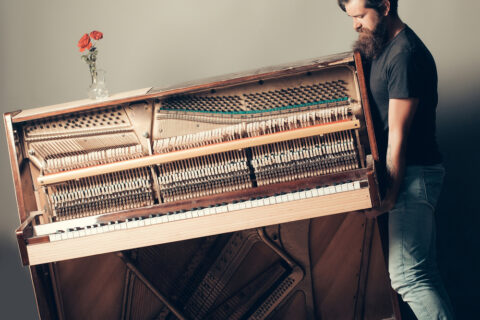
[5,52,400,319]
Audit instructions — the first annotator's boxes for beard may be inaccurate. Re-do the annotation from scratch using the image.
[353,16,389,60]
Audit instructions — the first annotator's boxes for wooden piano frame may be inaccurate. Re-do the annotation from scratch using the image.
[4,51,402,319]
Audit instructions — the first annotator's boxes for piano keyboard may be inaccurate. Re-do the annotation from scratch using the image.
[27,180,371,265]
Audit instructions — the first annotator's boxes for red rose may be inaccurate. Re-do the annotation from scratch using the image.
[90,30,103,41]
[77,33,92,52]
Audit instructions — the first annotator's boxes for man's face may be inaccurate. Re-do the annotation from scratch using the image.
[345,0,381,34]
[345,0,388,59]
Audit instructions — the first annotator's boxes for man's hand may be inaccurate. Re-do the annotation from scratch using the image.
[361,198,395,219]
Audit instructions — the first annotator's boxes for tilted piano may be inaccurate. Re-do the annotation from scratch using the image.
[5,52,400,319]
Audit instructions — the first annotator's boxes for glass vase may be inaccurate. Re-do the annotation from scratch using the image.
[88,69,109,100]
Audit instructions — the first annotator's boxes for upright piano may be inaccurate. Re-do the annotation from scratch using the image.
[5,51,400,319]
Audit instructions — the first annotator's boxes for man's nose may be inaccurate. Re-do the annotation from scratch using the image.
[353,19,361,31]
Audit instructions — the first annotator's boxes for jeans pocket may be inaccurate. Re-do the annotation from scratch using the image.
[422,166,445,209]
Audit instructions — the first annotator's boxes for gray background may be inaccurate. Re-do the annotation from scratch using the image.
[1,0,478,318]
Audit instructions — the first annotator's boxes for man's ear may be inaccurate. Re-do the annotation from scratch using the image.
[382,0,391,16]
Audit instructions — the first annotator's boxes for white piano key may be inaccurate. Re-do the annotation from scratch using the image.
[192,210,199,218]
[186,211,193,219]
[245,201,252,209]
[341,183,349,192]
[144,218,151,226]
[324,187,330,195]
[168,215,175,222]
[306,190,313,198]
[318,187,325,196]
[127,220,135,228]
[275,195,284,203]
[67,231,74,239]
[347,182,355,191]
[329,186,336,194]
[85,228,92,236]
[120,222,127,229]
[161,215,169,223]
[299,191,307,199]
[198,209,205,217]
[335,185,342,193]
[108,224,115,231]
[264,198,271,205]
[79,229,86,237]
[282,194,289,202]
[227,203,235,211]
[268,196,276,204]
[49,234,55,242]
[138,219,145,227]
[179,212,187,220]
[239,202,246,210]
[287,193,294,201]
[354,181,361,189]
[311,188,319,197]
[61,232,68,240]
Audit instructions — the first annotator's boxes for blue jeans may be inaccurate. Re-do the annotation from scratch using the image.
[388,164,455,320]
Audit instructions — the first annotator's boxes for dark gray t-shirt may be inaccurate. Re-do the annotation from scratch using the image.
[367,25,442,167]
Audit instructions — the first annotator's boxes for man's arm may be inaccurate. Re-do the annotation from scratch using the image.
[364,97,418,218]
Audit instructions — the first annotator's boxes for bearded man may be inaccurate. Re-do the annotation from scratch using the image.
[337,0,455,319]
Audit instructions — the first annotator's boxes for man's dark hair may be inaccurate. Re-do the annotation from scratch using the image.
[337,0,398,16]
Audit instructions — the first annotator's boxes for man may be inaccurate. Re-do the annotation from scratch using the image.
[337,0,455,319]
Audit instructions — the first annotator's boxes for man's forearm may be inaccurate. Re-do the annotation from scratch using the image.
[384,132,407,206]
[362,98,417,218]
[383,97,418,208]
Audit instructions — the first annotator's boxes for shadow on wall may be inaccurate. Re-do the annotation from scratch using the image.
[435,92,480,319]
[0,238,39,319]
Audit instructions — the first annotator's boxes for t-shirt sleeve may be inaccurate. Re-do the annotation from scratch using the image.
[387,51,421,99]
